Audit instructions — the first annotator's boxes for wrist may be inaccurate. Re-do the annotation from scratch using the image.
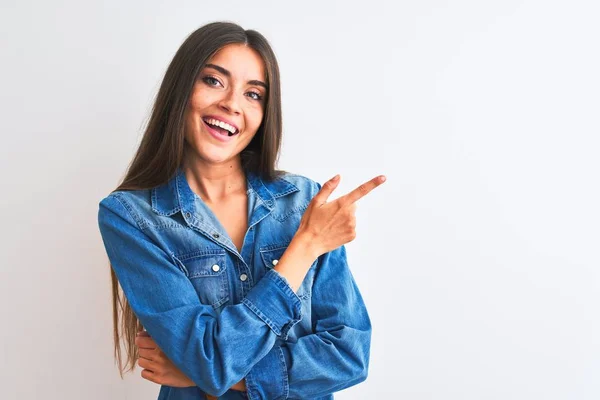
[291,230,322,260]
[231,379,247,391]
[273,231,321,292]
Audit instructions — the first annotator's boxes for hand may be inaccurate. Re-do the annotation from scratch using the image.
[297,174,386,258]
[135,331,247,394]
[135,330,195,388]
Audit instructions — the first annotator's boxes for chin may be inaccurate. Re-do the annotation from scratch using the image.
[185,138,243,166]
[199,148,236,164]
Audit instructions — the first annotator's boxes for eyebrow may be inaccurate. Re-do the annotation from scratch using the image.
[205,63,268,89]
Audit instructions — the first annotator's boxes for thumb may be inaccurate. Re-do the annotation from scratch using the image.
[313,175,341,206]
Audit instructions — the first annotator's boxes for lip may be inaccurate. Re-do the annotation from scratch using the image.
[203,119,236,143]
[202,115,240,134]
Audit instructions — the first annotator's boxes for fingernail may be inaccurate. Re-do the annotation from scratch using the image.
[380,176,386,182]
[332,175,340,181]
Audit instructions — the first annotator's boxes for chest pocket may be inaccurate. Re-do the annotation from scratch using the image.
[174,250,229,309]
[259,243,313,300]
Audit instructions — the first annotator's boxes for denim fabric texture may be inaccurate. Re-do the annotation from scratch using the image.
[97,167,371,399]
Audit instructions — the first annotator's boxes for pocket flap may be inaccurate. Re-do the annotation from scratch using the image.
[259,243,289,269]
[177,251,227,278]
[260,242,313,300]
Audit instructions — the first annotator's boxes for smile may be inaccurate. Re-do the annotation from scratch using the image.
[202,117,239,136]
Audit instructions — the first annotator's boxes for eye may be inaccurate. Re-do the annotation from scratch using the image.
[246,91,263,101]
[202,76,222,87]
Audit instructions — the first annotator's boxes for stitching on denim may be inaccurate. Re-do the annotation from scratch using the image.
[271,177,299,199]
[256,196,274,209]
[280,316,302,341]
[169,252,189,275]
[259,241,291,252]
[265,271,303,337]
[147,222,189,230]
[244,372,258,400]
[298,291,311,300]
[259,244,288,271]
[212,295,229,309]
[187,219,240,256]
[174,248,227,260]
[278,346,289,400]
[151,188,181,216]
[259,247,312,300]
[173,253,227,278]
[271,202,310,222]
[150,188,161,215]
[272,186,297,198]
[172,250,228,306]
[242,297,280,336]
[268,270,301,304]
[113,193,147,230]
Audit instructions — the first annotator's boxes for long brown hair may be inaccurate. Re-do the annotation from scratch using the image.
[110,21,284,376]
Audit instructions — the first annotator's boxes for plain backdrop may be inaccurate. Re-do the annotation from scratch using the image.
[1,0,599,399]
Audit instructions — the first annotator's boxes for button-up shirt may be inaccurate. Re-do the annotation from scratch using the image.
[97,167,371,399]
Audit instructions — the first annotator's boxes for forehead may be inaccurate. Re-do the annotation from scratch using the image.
[206,44,266,81]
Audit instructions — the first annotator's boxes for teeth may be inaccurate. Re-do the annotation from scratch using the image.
[204,118,237,134]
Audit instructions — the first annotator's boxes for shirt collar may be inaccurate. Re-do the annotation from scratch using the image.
[151,167,299,216]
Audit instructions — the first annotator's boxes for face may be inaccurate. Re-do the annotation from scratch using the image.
[184,43,267,167]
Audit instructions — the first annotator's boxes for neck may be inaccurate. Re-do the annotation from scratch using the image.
[182,155,247,203]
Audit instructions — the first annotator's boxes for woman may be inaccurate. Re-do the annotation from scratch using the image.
[98,21,385,399]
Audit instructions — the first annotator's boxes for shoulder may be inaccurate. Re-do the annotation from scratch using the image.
[274,171,321,199]
[262,172,321,223]
[98,189,153,227]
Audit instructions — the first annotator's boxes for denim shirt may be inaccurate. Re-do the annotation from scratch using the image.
[97,167,371,400]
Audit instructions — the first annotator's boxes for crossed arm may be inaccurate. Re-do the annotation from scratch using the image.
[131,245,372,399]
[135,329,243,395]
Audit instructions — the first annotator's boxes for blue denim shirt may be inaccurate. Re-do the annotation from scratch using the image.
[97,167,371,399]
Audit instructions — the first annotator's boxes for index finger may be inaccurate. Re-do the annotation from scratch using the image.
[135,335,157,350]
[339,175,386,205]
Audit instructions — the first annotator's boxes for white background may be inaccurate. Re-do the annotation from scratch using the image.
[1,0,599,399]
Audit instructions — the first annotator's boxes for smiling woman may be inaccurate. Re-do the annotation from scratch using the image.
[97,21,385,400]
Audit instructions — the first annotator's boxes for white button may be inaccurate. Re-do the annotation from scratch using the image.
[272,259,279,266]
[211,265,220,272]
[239,274,248,282]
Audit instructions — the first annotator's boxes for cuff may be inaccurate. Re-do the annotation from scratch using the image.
[242,269,302,340]
[245,346,288,400]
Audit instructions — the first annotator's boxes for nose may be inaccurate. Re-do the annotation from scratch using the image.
[218,89,242,115]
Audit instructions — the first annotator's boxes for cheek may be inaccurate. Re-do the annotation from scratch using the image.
[189,85,213,109]
[184,113,197,138]
[189,96,207,111]
[247,108,265,132]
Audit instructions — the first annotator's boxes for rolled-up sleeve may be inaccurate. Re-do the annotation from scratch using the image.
[98,194,302,397]
[244,245,372,399]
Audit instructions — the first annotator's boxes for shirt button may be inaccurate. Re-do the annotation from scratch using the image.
[211,264,220,272]
[185,212,191,218]
[212,233,220,239]
[239,274,248,282]
[272,259,279,266]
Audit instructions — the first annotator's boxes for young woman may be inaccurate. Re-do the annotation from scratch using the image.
[98,21,385,400]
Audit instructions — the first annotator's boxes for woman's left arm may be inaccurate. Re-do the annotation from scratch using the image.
[244,244,371,399]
